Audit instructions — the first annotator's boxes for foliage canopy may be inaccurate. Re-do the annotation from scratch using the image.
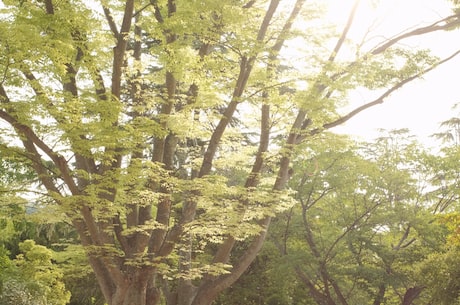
[1,0,460,304]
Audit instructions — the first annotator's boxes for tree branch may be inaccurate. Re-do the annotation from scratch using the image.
[20,138,62,196]
[167,0,176,17]
[371,13,460,55]
[150,0,164,23]
[44,0,54,14]
[0,109,79,195]
[102,5,119,37]
[208,0,307,268]
[111,0,135,99]
[199,0,281,177]
[320,49,460,132]
[328,0,361,62]
[242,0,256,9]
[401,286,424,305]
[328,13,460,88]
[295,267,331,305]
[192,217,271,305]
[278,0,362,177]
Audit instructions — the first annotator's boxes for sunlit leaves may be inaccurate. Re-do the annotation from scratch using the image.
[349,48,439,90]
[267,131,444,305]
[416,248,460,305]
[183,175,293,242]
[1,0,459,304]
[0,240,70,305]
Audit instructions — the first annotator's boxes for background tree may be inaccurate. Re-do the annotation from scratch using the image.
[261,131,446,305]
[1,1,460,305]
[0,240,70,305]
[410,110,460,305]
[0,147,102,305]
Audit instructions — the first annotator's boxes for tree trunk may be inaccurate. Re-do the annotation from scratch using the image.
[372,284,386,305]
[112,280,148,305]
[168,281,197,305]
[401,286,424,305]
[93,268,161,305]
[108,279,162,305]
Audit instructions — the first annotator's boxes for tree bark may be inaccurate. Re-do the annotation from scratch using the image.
[112,280,147,305]
[401,286,424,305]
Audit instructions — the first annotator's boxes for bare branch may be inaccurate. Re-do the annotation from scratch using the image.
[371,13,460,55]
[329,13,460,86]
[133,3,151,17]
[328,0,361,62]
[321,49,460,132]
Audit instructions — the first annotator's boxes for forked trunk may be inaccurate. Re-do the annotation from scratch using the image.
[111,278,149,305]
[106,278,211,305]
[110,282,144,305]
[164,281,197,305]
[93,268,161,305]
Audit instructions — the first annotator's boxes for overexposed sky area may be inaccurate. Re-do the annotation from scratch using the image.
[322,0,460,146]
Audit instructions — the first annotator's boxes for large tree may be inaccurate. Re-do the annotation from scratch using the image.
[1,1,460,305]
[270,130,445,305]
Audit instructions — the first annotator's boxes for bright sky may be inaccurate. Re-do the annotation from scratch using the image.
[323,0,460,146]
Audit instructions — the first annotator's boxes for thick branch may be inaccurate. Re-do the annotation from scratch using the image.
[243,0,256,8]
[103,6,119,37]
[0,87,109,263]
[272,0,306,54]
[209,0,305,264]
[256,0,280,41]
[23,68,97,178]
[113,214,129,253]
[72,219,118,304]
[199,0,281,177]
[295,267,332,305]
[401,286,424,305]
[44,0,54,14]
[93,69,108,101]
[192,218,271,305]
[167,0,176,17]
[150,0,164,23]
[246,103,271,188]
[277,0,362,179]
[0,110,79,194]
[20,138,62,196]
[112,0,135,99]
[373,285,386,305]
